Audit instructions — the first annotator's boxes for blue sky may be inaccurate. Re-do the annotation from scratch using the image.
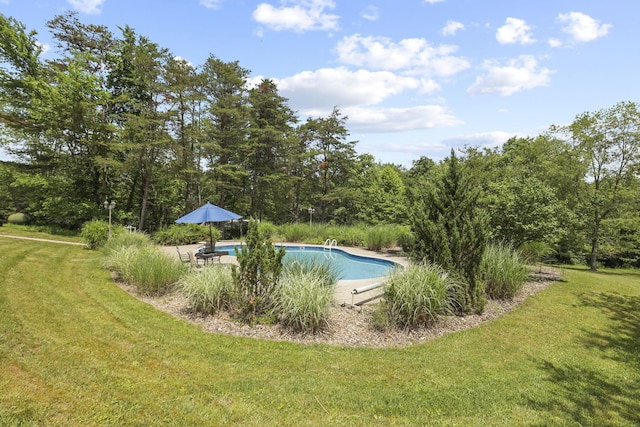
[1,0,637,167]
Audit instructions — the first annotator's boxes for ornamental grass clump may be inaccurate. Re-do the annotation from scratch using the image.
[480,241,530,300]
[103,245,138,275]
[283,257,340,288]
[278,222,314,243]
[103,230,151,254]
[364,224,409,251]
[274,261,337,333]
[384,262,462,329]
[364,225,396,251]
[327,224,366,247]
[179,265,235,315]
[105,246,185,295]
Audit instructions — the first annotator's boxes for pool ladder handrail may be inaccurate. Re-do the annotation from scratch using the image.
[323,238,338,260]
[323,238,337,252]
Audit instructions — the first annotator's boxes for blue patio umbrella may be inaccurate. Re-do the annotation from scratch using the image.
[175,202,242,251]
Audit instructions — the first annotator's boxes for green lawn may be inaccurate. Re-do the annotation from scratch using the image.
[0,223,83,243]
[1,235,639,426]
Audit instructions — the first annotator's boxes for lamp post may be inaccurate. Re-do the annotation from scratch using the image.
[103,200,116,239]
[308,207,315,226]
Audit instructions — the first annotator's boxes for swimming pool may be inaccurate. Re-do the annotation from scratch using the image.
[216,244,398,281]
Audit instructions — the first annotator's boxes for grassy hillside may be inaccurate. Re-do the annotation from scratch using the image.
[1,236,638,426]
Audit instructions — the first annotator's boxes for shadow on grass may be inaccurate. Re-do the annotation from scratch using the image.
[560,264,640,278]
[528,360,640,426]
[527,291,640,426]
[578,292,640,368]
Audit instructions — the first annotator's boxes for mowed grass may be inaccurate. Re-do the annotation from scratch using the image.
[0,223,83,243]
[1,236,639,426]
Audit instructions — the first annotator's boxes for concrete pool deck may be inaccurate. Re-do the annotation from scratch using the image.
[164,241,408,307]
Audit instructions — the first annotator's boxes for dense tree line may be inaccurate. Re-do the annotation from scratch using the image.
[0,13,639,269]
[0,13,364,229]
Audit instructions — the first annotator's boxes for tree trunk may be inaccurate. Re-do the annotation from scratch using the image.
[138,155,155,231]
[589,209,600,271]
[589,236,599,271]
[138,169,151,231]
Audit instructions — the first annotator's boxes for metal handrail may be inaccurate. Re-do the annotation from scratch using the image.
[323,238,338,252]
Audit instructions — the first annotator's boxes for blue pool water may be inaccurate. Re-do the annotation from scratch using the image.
[216,245,398,280]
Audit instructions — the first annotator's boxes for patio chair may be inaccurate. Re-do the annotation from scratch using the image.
[188,251,201,268]
[175,246,191,265]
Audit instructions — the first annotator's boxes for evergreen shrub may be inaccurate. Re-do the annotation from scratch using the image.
[8,212,31,225]
[232,220,285,319]
[409,150,488,314]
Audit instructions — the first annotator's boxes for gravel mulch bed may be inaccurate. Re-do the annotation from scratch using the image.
[117,266,561,348]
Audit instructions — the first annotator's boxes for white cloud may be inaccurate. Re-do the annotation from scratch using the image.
[361,6,379,21]
[548,38,563,48]
[442,20,464,37]
[199,0,223,9]
[557,12,611,43]
[252,0,339,32]
[254,67,460,133]
[424,0,446,3]
[345,105,463,132]
[335,34,470,77]
[273,67,427,112]
[467,55,554,96]
[35,41,51,55]
[67,0,105,14]
[496,17,535,45]
[173,56,193,67]
[372,141,448,157]
[441,131,518,149]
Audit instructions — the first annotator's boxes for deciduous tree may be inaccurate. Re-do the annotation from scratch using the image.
[559,101,640,270]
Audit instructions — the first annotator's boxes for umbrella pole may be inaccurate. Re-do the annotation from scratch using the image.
[209,224,214,253]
